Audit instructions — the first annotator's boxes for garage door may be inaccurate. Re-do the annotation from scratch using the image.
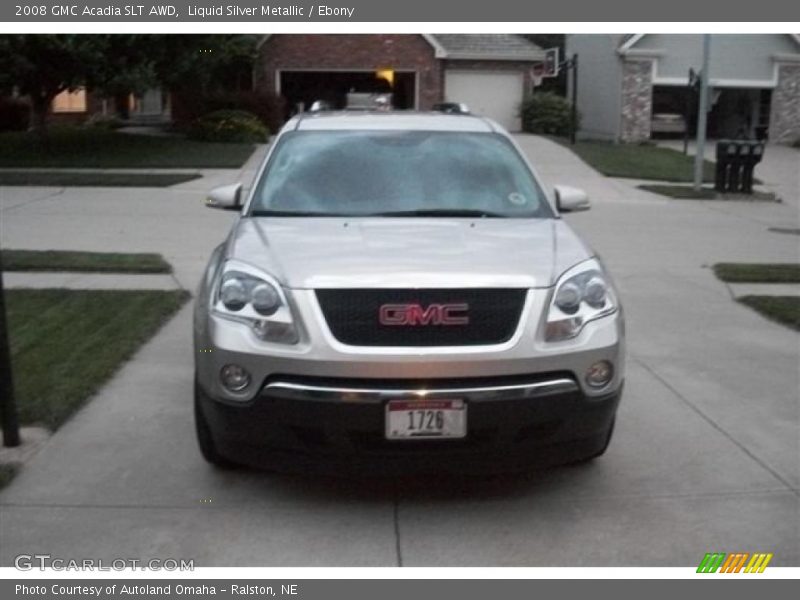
[445,71,524,131]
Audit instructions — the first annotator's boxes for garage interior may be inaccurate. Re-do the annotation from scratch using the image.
[652,85,772,140]
[279,70,417,113]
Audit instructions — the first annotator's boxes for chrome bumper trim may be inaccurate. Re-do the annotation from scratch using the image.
[262,378,580,403]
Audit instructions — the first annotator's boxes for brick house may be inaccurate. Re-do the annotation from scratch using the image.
[254,34,545,131]
[566,34,800,144]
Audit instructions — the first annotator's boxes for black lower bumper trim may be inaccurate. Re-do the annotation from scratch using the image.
[197,375,622,475]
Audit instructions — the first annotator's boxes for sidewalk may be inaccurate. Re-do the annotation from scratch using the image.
[657,140,800,211]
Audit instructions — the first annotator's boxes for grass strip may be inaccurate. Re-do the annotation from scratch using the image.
[6,289,189,429]
[2,250,172,274]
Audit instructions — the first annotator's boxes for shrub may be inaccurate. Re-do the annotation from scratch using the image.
[208,91,285,134]
[172,90,285,134]
[520,92,578,137]
[0,97,30,132]
[188,109,268,143]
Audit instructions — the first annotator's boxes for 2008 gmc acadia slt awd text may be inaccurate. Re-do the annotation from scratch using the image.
[193,111,625,474]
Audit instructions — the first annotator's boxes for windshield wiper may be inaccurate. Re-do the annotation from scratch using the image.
[367,209,510,218]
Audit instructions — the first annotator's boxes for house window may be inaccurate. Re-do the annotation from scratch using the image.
[52,88,87,113]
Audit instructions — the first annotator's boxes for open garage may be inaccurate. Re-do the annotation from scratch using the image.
[278,70,417,111]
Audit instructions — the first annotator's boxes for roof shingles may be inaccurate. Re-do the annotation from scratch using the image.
[431,34,543,61]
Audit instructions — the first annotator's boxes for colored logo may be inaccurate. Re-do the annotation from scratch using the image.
[697,552,773,573]
[378,303,470,326]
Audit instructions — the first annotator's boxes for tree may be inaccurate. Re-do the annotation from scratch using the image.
[148,35,259,125]
[0,34,258,134]
[0,35,109,134]
[150,34,257,93]
[87,35,159,120]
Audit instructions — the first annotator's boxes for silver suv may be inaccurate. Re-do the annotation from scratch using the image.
[194,111,624,474]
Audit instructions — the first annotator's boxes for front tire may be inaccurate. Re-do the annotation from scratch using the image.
[194,379,235,469]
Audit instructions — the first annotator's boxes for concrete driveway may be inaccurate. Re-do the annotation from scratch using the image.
[0,136,797,567]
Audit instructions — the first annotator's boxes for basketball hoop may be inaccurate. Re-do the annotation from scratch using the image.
[530,64,545,89]
[531,47,560,90]
[543,47,560,77]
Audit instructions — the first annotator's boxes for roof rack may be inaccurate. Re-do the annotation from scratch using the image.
[432,102,471,115]
[308,100,333,112]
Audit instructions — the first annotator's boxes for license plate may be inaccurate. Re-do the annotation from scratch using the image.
[385,399,466,440]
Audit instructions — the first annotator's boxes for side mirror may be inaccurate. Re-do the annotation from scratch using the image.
[554,185,591,212]
[206,183,243,211]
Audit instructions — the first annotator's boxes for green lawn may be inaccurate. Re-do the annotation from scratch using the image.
[557,139,716,182]
[713,263,800,283]
[0,464,18,490]
[0,127,256,169]
[640,184,777,202]
[738,296,800,331]
[6,289,189,429]
[0,171,200,187]
[2,250,172,274]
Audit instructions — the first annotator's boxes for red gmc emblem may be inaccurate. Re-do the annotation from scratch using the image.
[379,303,470,326]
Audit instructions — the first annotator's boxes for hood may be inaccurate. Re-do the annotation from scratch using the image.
[227,217,592,289]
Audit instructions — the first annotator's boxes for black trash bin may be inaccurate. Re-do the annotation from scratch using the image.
[715,140,739,193]
[715,140,765,194]
[740,141,765,194]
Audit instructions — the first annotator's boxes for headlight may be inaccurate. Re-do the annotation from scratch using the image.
[545,258,618,342]
[212,260,298,344]
[220,278,248,311]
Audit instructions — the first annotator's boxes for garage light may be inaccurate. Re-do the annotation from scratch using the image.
[375,69,395,87]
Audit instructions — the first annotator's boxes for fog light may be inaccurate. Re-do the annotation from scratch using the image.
[586,361,613,388]
[220,364,251,392]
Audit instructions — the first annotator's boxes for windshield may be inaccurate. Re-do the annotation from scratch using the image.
[249,130,553,218]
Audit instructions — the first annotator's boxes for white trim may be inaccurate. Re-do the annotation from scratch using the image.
[651,60,789,89]
[654,77,778,88]
[421,34,448,58]
[620,33,800,54]
[773,52,800,63]
[618,34,647,52]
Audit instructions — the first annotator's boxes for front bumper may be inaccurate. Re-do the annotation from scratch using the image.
[194,285,625,473]
[197,373,622,474]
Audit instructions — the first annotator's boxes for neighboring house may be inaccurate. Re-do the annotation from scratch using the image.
[48,88,170,124]
[10,35,543,131]
[566,34,800,144]
[253,34,545,131]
